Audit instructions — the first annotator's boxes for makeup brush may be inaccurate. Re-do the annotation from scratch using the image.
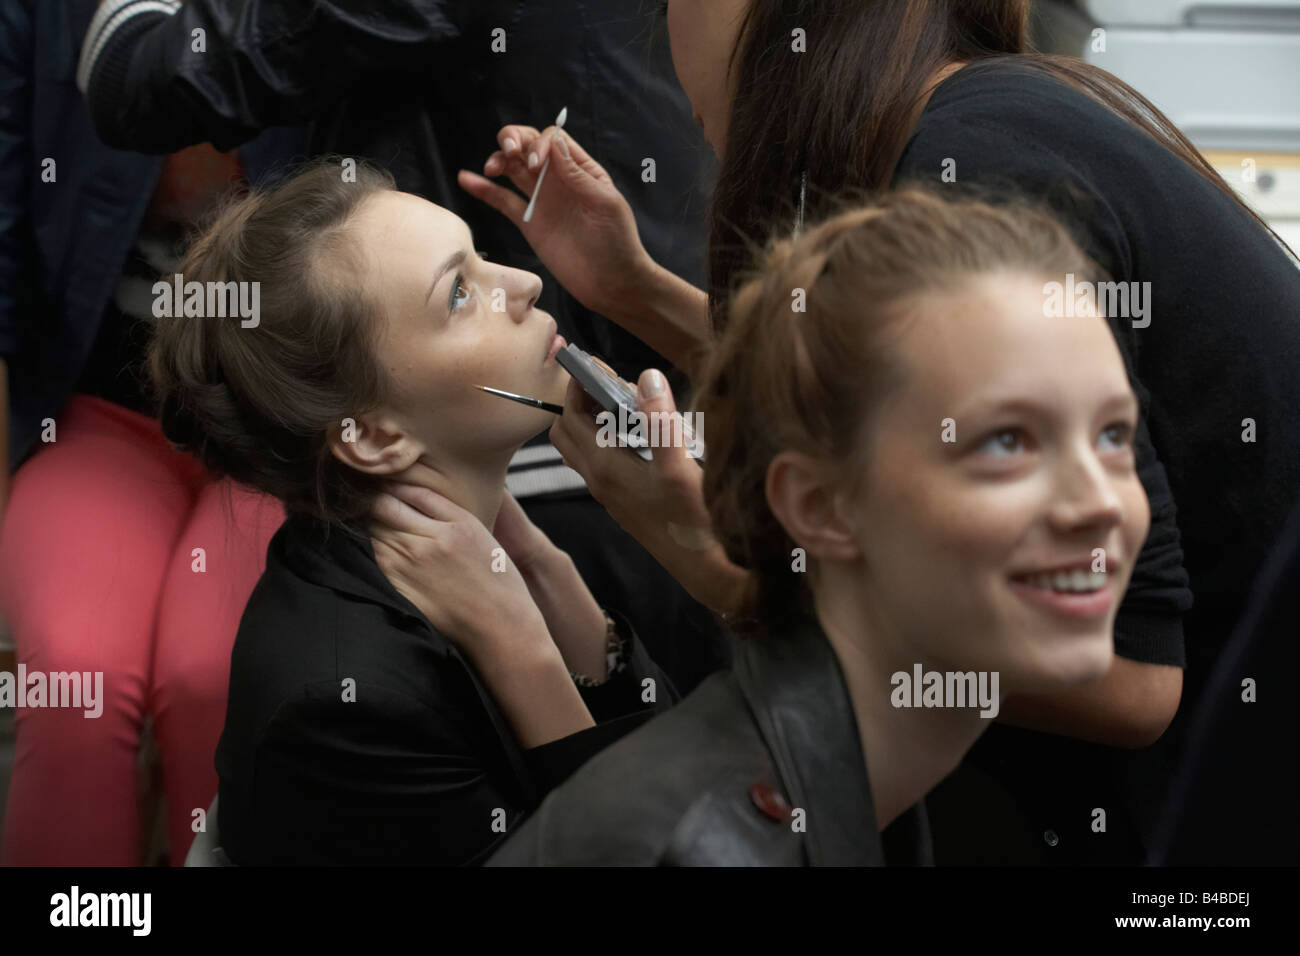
[474,384,564,415]
[522,106,567,223]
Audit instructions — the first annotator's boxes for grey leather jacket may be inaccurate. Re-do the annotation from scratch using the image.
[489,615,934,866]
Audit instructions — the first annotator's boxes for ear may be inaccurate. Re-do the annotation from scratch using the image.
[327,411,422,476]
[765,450,862,563]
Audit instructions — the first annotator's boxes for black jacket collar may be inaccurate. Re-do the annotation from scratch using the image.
[271,512,541,803]
[733,614,933,865]
[273,513,454,657]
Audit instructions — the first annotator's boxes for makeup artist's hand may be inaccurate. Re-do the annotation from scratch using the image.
[549,368,751,617]
[458,125,654,320]
[368,482,551,666]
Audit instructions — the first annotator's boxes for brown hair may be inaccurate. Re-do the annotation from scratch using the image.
[695,189,1106,629]
[707,0,1294,326]
[148,160,396,536]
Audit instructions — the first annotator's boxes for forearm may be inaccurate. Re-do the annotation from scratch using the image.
[632,525,749,618]
[690,547,749,617]
[997,656,1183,748]
[517,547,609,681]
[82,0,453,152]
[608,257,712,379]
[469,638,596,749]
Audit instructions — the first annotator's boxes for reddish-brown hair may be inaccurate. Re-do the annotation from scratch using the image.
[695,189,1106,628]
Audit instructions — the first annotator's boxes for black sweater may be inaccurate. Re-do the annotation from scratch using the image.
[895,58,1300,862]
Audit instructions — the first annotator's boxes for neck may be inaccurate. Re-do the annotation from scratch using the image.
[813,565,993,831]
[394,445,516,530]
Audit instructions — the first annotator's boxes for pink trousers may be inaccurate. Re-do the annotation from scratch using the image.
[0,394,285,865]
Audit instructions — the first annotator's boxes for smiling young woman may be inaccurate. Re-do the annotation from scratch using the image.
[465,0,1300,864]
[490,190,1152,865]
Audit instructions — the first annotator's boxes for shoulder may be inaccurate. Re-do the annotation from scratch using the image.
[901,58,1182,185]
[229,559,468,740]
[490,672,804,866]
[897,60,1152,277]
[912,59,1125,142]
[899,58,1212,199]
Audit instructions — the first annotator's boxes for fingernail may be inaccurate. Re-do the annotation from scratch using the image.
[527,152,539,170]
[641,369,666,398]
[503,137,518,153]
[556,130,571,159]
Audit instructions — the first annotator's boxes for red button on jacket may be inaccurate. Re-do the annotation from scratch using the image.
[749,781,793,822]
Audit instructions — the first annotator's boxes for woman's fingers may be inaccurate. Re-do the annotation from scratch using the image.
[527,127,558,171]
[382,481,467,524]
[483,150,508,176]
[483,150,540,196]
[457,170,528,227]
[551,129,610,185]
[550,378,598,469]
[370,484,495,573]
[497,124,541,157]
[635,369,696,489]
[487,125,545,187]
[369,491,432,538]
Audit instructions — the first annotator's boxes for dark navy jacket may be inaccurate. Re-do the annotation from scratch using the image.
[0,0,302,468]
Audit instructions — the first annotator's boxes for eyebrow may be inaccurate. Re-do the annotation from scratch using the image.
[954,391,1137,423]
[425,250,467,305]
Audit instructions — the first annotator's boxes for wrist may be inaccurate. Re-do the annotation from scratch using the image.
[515,539,570,589]
[521,550,609,679]
[609,255,711,378]
[700,551,751,617]
[468,617,564,683]
[477,645,596,749]
[606,250,667,328]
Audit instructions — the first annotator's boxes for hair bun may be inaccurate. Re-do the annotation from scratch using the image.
[159,395,202,448]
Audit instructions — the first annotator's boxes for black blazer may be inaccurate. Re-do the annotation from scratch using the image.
[488,614,934,866]
[216,513,675,865]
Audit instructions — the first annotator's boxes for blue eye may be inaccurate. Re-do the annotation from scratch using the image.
[977,428,1026,457]
[449,274,471,312]
[1099,422,1134,452]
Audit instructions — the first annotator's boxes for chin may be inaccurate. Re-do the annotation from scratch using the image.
[1020,631,1114,691]
[512,404,557,444]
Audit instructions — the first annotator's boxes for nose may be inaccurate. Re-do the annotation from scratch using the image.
[1047,444,1125,534]
[501,265,542,323]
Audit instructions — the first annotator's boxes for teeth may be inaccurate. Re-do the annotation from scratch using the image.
[1025,569,1106,593]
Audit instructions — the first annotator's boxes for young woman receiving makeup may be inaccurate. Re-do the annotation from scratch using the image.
[148,162,673,865]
